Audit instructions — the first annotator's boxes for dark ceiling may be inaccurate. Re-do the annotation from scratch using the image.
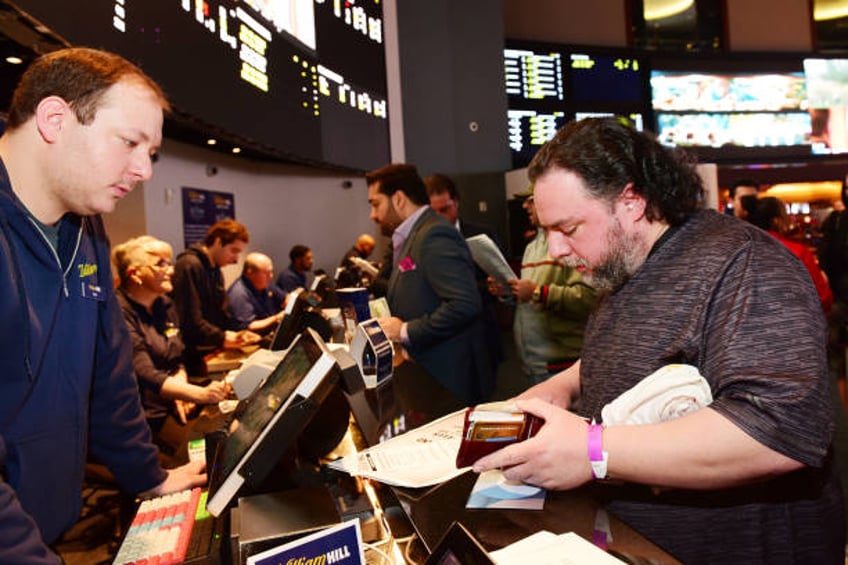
[1,1,848,185]
[0,1,314,165]
[0,1,60,112]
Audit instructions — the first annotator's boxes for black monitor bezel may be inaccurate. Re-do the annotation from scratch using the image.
[205,329,339,516]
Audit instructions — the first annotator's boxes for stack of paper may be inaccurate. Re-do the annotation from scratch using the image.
[491,531,625,564]
[327,410,468,488]
[465,234,517,287]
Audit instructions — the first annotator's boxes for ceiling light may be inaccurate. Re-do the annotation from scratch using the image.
[644,0,695,20]
[762,180,842,202]
[814,0,848,21]
[206,138,217,145]
[5,56,23,64]
[232,147,241,154]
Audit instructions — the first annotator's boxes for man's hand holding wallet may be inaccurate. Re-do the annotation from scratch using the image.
[456,400,544,469]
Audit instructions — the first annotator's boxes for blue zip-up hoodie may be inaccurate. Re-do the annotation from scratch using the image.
[0,158,166,563]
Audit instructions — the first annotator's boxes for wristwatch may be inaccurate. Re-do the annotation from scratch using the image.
[531,285,542,304]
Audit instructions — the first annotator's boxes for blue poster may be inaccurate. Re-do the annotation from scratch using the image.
[181,187,236,249]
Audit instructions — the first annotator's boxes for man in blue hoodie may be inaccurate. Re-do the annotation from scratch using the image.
[0,47,206,563]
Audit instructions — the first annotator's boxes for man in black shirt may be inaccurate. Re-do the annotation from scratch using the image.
[337,233,376,288]
[172,219,260,374]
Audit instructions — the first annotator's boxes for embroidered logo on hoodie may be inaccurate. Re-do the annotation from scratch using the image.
[78,262,103,300]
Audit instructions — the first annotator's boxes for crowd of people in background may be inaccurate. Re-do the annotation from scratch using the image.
[491,185,597,385]
[728,176,848,405]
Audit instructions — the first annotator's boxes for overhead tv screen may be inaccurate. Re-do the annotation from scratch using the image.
[504,47,564,103]
[10,0,390,171]
[568,52,644,104]
[506,108,566,170]
[651,72,807,113]
[503,41,649,169]
[804,58,848,155]
[650,68,813,161]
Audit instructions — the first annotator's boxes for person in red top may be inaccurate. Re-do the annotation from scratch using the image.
[748,195,834,314]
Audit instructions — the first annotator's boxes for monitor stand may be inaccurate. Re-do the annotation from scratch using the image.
[230,486,341,563]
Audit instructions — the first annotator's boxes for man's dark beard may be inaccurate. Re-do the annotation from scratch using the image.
[589,255,630,293]
[379,202,403,237]
[581,220,641,293]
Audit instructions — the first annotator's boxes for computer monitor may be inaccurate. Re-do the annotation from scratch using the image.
[205,328,341,517]
[310,273,339,308]
[269,289,332,351]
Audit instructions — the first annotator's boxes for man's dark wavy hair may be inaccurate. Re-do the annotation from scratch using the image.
[365,163,429,206]
[527,118,704,226]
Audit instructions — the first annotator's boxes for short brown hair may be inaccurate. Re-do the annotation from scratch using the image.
[204,218,249,247]
[6,47,169,130]
[424,173,460,201]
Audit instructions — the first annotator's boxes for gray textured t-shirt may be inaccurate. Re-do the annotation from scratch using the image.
[580,209,843,563]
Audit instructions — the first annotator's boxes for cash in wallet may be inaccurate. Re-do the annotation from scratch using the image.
[455,401,544,468]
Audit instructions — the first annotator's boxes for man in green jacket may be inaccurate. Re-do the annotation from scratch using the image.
[494,187,596,384]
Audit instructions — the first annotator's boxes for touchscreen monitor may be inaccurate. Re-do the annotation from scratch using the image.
[270,289,311,351]
[270,289,332,351]
[206,328,339,516]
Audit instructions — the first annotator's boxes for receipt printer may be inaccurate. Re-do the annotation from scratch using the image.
[348,319,393,388]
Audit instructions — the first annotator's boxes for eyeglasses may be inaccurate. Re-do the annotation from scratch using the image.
[148,258,173,270]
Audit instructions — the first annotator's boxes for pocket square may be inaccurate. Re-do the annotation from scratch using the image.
[398,256,416,272]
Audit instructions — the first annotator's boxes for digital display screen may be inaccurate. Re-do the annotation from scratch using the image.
[651,71,807,113]
[649,66,815,159]
[569,53,644,103]
[507,108,566,166]
[504,48,564,102]
[504,41,649,169]
[655,111,811,147]
[11,0,390,171]
[574,112,644,130]
[803,58,848,155]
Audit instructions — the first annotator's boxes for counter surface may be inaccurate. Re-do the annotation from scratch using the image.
[161,350,682,563]
[345,361,682,564]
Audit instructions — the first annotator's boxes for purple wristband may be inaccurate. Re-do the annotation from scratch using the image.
[587,424,607,479]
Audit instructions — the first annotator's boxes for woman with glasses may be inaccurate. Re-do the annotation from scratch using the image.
[113,235,230,438]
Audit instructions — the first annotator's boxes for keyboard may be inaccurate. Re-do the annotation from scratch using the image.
[114,487,213,565]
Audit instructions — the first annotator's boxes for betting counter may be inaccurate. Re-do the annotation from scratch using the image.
[143,318,680,564]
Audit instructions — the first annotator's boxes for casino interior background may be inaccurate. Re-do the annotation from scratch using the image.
[2,1,848,262]
[0,1,848,561]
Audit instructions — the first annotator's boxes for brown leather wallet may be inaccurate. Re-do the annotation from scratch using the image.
[455,402,544,468]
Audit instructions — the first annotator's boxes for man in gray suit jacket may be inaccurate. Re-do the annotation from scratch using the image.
[366,163,495,406]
